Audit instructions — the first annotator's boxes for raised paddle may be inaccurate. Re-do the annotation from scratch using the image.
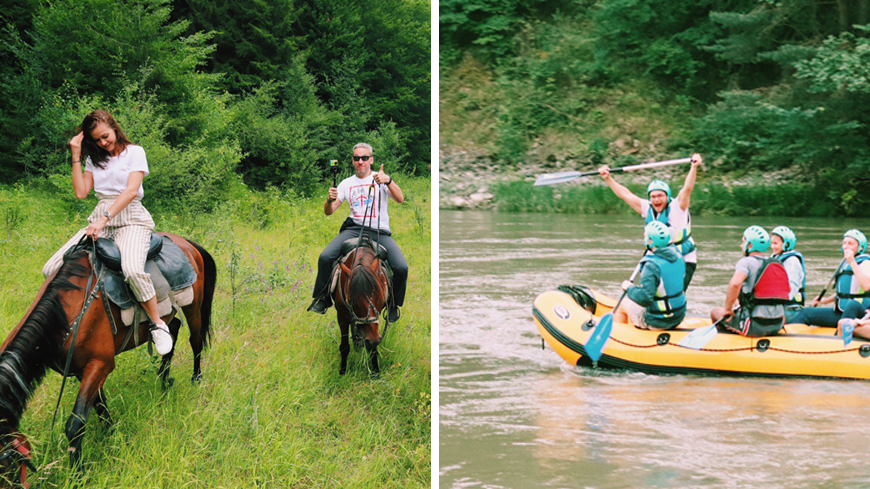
[585,250,648,366]
[534,157,693,186]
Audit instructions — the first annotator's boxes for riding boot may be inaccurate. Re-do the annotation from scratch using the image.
[150,321,173,355]
[307,295,332,314]
[388,304,400,323]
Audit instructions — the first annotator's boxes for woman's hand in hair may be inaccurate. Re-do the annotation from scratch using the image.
[69,132,84,161]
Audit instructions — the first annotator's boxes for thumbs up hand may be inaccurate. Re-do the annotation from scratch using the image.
[373,164,390,185]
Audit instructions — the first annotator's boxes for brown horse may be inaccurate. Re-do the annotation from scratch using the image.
[333,241,389,375]
[0,233,215,486]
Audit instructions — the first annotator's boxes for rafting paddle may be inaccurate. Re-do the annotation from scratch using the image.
[677,317,725,350]
[813,258,846,305]
[535,157,692,186]
[585,250,648,366]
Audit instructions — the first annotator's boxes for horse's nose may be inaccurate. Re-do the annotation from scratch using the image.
[366,335,382,347]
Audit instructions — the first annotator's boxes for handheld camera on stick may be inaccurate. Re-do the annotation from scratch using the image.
[330,159,339,188]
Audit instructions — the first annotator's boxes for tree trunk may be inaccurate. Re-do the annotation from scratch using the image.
[859,0,868,25]
[837,0,851,31]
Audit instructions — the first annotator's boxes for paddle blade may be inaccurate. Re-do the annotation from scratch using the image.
[677,324,718,350]
[585,314,613,364]
[534,171,583,186]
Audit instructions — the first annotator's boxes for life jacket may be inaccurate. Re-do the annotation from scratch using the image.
[738,256,791,315]
[640,251,686,319]
[644,199,696,256]
[775,250,806,306]
[835,255,870,312]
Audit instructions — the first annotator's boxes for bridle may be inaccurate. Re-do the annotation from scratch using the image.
[0,434,34,488]
[338,250,386,327]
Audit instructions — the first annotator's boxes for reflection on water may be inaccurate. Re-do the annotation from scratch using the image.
[440,211,870,489]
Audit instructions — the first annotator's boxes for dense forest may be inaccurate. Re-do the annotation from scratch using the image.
[0,0,430,212]
[440,0,870,215]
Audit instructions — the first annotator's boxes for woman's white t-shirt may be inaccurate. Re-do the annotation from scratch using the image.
[337,173,394,232]
[84,145,148,198]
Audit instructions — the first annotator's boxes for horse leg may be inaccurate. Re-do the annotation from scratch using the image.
[182,305,205,384]
[158,317,183,389]
[367,342,380,375]
[93,387,113,429]
[339,321,350,376]
[65,361,112,469]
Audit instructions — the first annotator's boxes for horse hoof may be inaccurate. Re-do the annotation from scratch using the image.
[339,369,346,376]
[162,377,175,390]
[191,372,203,384]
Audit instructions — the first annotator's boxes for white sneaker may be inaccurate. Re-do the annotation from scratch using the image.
[150,322,173,356]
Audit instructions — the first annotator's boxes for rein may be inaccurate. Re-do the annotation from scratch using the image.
[341,180,385,325]
[50,238,105,437]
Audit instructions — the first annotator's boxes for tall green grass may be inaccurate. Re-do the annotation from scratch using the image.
[493,181,840,217]
[0,176,430,488]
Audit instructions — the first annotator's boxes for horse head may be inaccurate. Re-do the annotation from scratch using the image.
[0,431,34,488]
[337,247,388,348]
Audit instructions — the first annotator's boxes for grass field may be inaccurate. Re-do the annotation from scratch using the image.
[0,175,431,488]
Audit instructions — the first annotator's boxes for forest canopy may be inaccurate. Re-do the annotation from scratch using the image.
[440,0,870,215]
[0,0,430,212]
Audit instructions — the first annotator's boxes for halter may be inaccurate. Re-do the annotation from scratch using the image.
[0,434,33,488]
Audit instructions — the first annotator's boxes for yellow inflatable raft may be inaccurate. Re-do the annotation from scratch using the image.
[533,286,870,380]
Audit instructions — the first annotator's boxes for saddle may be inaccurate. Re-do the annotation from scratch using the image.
[340,236,388,261]
[68,233,198,327]
[330,235,392,294]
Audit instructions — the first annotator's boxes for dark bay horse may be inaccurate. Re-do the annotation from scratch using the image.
[333,241,389,375]
[0,233,215,486]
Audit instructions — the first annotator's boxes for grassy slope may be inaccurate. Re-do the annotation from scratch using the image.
[0,176,430,488]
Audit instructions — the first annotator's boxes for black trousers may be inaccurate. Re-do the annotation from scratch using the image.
[312,220,408,307]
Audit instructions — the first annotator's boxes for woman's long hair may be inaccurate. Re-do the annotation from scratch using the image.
[80,110,132,169]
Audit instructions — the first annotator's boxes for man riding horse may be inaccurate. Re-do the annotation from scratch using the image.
[307,143,408,323]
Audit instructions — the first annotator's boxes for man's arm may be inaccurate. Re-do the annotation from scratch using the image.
[598,166,643,214]
[723,270,748,312]
[626,264,658,307]
[324,187,342,215]
[676,153,702,211]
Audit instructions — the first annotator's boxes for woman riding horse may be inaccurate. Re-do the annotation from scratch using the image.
[42,109,173,355]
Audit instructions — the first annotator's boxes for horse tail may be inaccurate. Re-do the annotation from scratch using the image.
[187,239,216,348]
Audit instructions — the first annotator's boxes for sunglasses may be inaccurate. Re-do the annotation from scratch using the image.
[352,155,372,162]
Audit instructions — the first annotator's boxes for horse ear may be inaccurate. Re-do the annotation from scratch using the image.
[370,258,380,274]
[340,263,352,276]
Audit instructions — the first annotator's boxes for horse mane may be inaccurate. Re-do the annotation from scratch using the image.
[347,248,382,311]
[0,250,87,428]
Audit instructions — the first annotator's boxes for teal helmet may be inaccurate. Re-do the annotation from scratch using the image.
[647,180,671,200]
[644,221,671,249]
[742,225,770,254]
[843,229,867,254]
[771,226,797,252]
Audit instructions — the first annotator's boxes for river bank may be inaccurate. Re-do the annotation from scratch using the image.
[438,145,835,216]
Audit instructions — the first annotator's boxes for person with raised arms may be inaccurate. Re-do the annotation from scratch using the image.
[598,153,702,291]
[307,143,408,323]
[613,221,687,330]
[794,229,870,327]
[769,226,806,323]
[711,226,790,337]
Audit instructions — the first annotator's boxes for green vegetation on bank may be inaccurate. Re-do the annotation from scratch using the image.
[0,177,430,488]
[1,0,430,201]
[492,181,835,216]
[440,0,870,215]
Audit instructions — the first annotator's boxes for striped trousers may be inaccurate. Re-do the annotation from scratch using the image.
[42,195,157,302]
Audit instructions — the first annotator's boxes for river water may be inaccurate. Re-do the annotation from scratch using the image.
[439,210,870,489]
